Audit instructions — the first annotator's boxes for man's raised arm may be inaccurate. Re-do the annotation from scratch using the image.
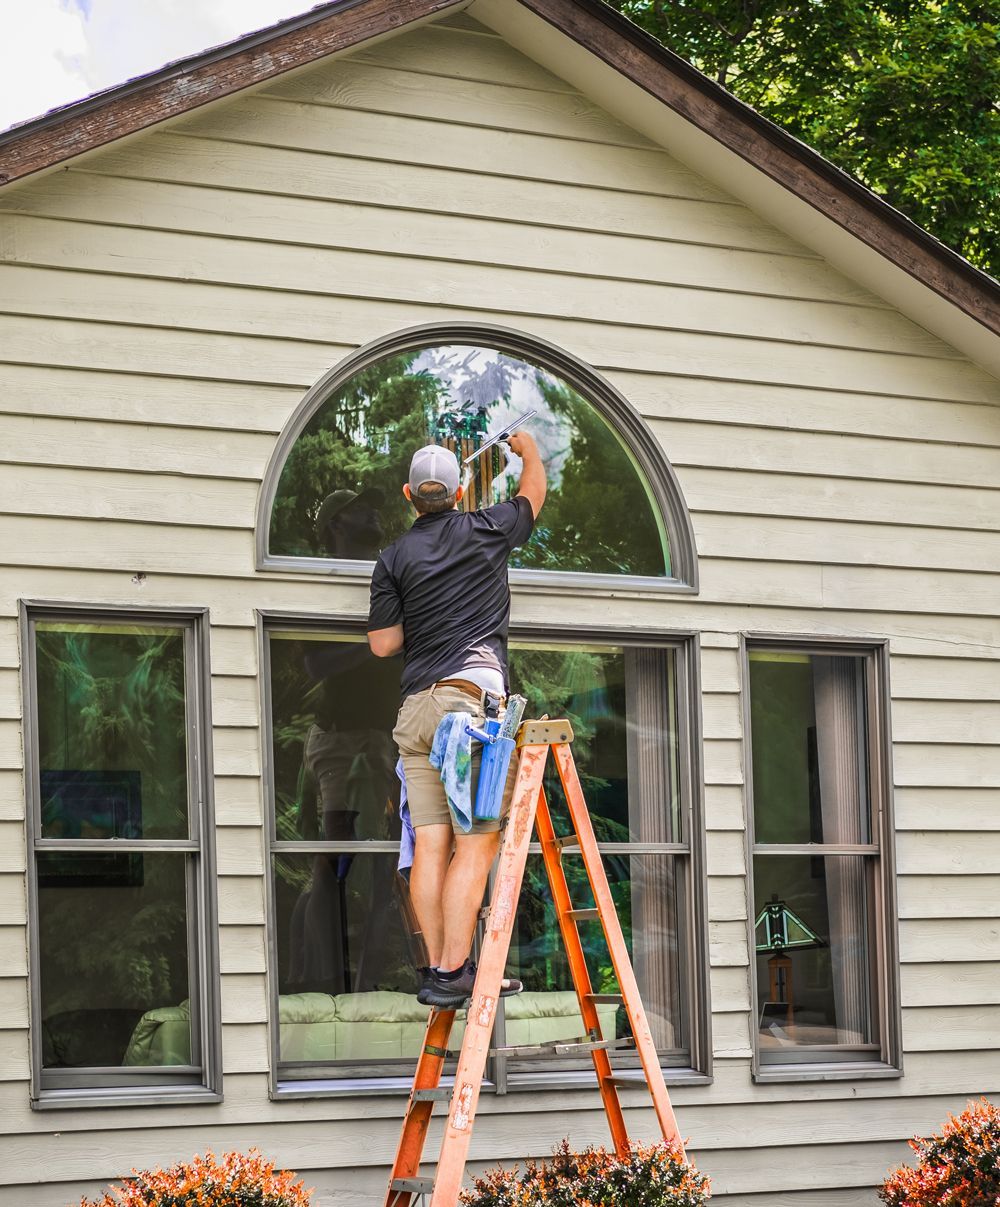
[508,431,546,518]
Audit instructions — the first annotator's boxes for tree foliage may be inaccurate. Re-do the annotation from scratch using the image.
[610,0,1000,278]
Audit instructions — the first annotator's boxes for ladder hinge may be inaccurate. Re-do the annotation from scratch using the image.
[412,1087,451,1102]
[390,1177,436,1193]
[553,834,581,850]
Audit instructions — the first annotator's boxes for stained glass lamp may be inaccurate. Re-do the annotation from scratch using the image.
[754,895,825,1015]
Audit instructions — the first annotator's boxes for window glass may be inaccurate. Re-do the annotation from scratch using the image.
[28,616,210,1092]
[267,631,690,1076]
[511,854,686,1060]
[754,854,877,1052]
[35,624,189,841]
[748,649,886,1066]
[38,852,193,1069]
[268,344,669,577]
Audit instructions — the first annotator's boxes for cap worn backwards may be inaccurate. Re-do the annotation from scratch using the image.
[409,444,460,497]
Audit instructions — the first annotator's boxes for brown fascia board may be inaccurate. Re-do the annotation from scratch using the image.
[517,0,1000,337]
[0,0,463,187]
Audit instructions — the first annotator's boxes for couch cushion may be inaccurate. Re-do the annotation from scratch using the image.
[279,992,339,1024]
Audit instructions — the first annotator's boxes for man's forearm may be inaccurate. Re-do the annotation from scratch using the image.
[510,432,546,517]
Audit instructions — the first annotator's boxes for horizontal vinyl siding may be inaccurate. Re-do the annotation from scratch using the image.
[0,14,997,1206]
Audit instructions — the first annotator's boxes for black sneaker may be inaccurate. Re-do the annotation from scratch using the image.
[415,966,435,1005]
[422,959,523,1009]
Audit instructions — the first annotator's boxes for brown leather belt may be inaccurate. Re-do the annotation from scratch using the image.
[434,678,484,700]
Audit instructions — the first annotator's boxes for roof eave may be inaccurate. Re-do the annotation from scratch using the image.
[0,0,466,188]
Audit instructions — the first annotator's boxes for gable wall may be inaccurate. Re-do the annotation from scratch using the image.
[0,13,998,1204]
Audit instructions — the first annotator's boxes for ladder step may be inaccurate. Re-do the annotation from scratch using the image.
[587,993,624,1004]
[566,908,600,922]
[411,1087,451,1102]
[492,1035,636,1057]
[390,1177,436,1194]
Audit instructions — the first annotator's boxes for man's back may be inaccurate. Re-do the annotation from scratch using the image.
[368,497,534,700]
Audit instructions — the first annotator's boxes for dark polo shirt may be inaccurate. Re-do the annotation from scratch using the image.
[367,497,535,701]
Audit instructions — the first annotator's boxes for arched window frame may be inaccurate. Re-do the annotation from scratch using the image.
[256,322,699,593]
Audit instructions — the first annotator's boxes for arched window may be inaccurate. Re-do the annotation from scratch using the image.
[257,324,696,589]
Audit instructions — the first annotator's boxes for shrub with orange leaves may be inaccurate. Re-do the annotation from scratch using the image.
[460,1139,710,1206]
[879,1098,1000,1206]
[75,1148,312,1207]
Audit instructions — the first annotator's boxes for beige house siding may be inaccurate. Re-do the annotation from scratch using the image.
[0,12,998,1204]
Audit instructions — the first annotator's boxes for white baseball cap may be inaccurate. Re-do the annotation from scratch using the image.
[408,444,460,496]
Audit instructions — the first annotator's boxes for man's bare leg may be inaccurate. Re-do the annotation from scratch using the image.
[409,824,453,969]
[438,831,501,972]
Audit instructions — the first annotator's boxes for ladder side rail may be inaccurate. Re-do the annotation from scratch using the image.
[552,743,684,1152]
[385,1008,458,1207]
[534,785,631,1156]
[428,742,551,1207]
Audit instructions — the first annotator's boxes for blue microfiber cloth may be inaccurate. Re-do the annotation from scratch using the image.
[429,711,474,833]
[395,758,415,873]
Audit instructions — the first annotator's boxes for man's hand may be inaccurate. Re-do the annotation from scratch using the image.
[508,431,546,518]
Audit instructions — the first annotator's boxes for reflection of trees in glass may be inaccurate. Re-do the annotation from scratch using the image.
[270,352,447,556]
[518,377,668,576]
[38,855,189,1020]
[508,646,631,1020]
[269,344,669,577]
[34,628,191,1021]
[36,629,187,838]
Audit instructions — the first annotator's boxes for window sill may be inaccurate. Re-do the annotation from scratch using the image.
[753,1061,902,1084]
[33,1085,223,1111]
[272,1067,710,1100]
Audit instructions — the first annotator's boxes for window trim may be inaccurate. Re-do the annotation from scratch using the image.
[20,601,222,1109]
[253,321,699,594]
[739,632,902,1083]
[257,610,710,1097]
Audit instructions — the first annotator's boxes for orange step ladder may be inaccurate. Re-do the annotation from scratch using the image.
[385,718,684,1207]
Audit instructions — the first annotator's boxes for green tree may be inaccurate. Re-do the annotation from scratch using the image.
[610,0,1000,277]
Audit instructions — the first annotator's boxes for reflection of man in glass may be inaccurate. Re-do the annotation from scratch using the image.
[289,484,398,993]
[316,487,385,560]
[367,435,547,1008]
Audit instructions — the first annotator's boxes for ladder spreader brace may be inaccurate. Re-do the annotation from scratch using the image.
[385,719,684,1207]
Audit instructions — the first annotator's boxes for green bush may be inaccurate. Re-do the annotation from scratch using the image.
[879,1098,1000,1206]
[460,1139,710,1206]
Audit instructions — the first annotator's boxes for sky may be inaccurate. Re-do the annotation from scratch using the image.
[0,0,319,134]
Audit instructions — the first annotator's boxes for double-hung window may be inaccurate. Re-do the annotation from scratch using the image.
[22,607,220,1106]
[744,639,900,1079]
[264,621,707,1092]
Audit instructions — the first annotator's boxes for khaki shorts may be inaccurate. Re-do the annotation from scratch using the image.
[393,684,519,834]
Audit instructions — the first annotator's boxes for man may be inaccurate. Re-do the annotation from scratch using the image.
[367,432,546,1008]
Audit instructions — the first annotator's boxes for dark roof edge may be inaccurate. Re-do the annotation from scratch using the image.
[0,0,463,185]
[520,0,1000,336]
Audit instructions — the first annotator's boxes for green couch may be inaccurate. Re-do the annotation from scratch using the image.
[124,991,619,1066]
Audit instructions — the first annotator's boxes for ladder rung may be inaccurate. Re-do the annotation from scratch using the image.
[566,907,600,922]
[587,993,624,1004]
[390,1177,436,1194]
[603,1074,646,1089]
[491,1035,636,1057]
[411,1087,451,1102]
[553,833,580,850]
